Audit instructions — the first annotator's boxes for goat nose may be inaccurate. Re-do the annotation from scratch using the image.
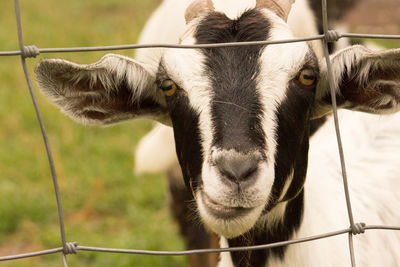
[214,151,260,183]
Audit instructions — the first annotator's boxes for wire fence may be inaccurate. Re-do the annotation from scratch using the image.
[0,0,400,266]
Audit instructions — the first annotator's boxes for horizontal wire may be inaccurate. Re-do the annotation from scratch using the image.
[1,224,400,261]
[342,33,400,40]
[77,228,351,256]
[1,32,400,57]
[0,35,324,56]
[0,248,63,261]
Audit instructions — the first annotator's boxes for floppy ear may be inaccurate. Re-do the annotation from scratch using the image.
[35,54,170,125]
[312,45,400,118]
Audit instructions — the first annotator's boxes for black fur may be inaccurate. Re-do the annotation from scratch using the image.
[228,191,304,267]
[229,76,316,266]
[193,10,318,267]
[274,76,316,204]
[195,10,270,154]
[163,8,321,267]
[165,85,204,191]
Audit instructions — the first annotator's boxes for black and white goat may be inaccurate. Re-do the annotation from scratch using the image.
[35,0,400,266]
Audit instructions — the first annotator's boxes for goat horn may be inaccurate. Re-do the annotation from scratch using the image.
[185,0,215,24]
[256,0,295,21]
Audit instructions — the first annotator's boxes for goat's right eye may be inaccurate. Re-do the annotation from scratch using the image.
[160,79,177,97]
[298,69,316,86]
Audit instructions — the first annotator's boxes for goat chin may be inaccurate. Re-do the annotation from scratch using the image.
[197,192,265,238]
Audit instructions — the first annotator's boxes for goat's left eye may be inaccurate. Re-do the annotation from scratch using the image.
[160,79,177,97]
[298,69,316,86]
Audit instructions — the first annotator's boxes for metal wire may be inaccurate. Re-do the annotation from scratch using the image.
[1,225,399,261]
[2,33,400,57]
[1,0,400,265]
[0,248,64,261]
[13,0,68,265]
[320,0,358,266]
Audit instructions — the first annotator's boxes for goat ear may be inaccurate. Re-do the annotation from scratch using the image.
[35,54,170,125]
[312,45,400,118]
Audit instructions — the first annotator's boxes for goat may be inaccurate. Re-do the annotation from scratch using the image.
[34,0,400,266]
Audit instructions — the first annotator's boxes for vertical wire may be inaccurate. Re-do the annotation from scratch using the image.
[13,0,69,265]
[62,254,69,267]
[348,233,356,266]
[320,0,357,266]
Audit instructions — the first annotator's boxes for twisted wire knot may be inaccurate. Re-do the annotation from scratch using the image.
[63,242,78,254]
[21,45,40,58]
[325,30,341,43]
[351,222,366,235]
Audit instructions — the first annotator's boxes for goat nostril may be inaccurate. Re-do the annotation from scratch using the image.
[221,167,257,184]
[214,151,260,182]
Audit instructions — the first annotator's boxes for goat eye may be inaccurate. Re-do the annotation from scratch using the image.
[160,79,177,97]
[298,69,316,86]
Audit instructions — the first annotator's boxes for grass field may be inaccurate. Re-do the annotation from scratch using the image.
[0,0,187,266]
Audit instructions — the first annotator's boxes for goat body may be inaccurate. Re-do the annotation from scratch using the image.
[35,0,400,266]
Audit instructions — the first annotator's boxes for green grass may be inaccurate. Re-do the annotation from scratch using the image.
[351,38,400,49]
[0,0,187,266]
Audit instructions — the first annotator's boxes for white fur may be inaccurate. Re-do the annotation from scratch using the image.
[132,1,400,266]
[198,149,274,237]
[219,237,234,267]
[159,12,282,237]
[135,0,322,174]
[194,10,314,238]
[257,7,311,171]
[266,110,400,267]
[219,111,400,266]
[287,0,323,58]
[135,0,191,75]
[33,0,400,265]
[211,0,256,20]
[134,124,177,174]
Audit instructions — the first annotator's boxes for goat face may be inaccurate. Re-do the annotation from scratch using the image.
[35,1,400,239]
[159,9,317,237]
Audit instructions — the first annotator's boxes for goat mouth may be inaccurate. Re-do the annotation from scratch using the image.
[200,192,253,219]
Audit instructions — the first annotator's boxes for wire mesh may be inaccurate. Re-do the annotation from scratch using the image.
[0,0,400,266]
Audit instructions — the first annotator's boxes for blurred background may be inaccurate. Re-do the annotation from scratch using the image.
[344,0,400,36]
[0,0,399,266]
